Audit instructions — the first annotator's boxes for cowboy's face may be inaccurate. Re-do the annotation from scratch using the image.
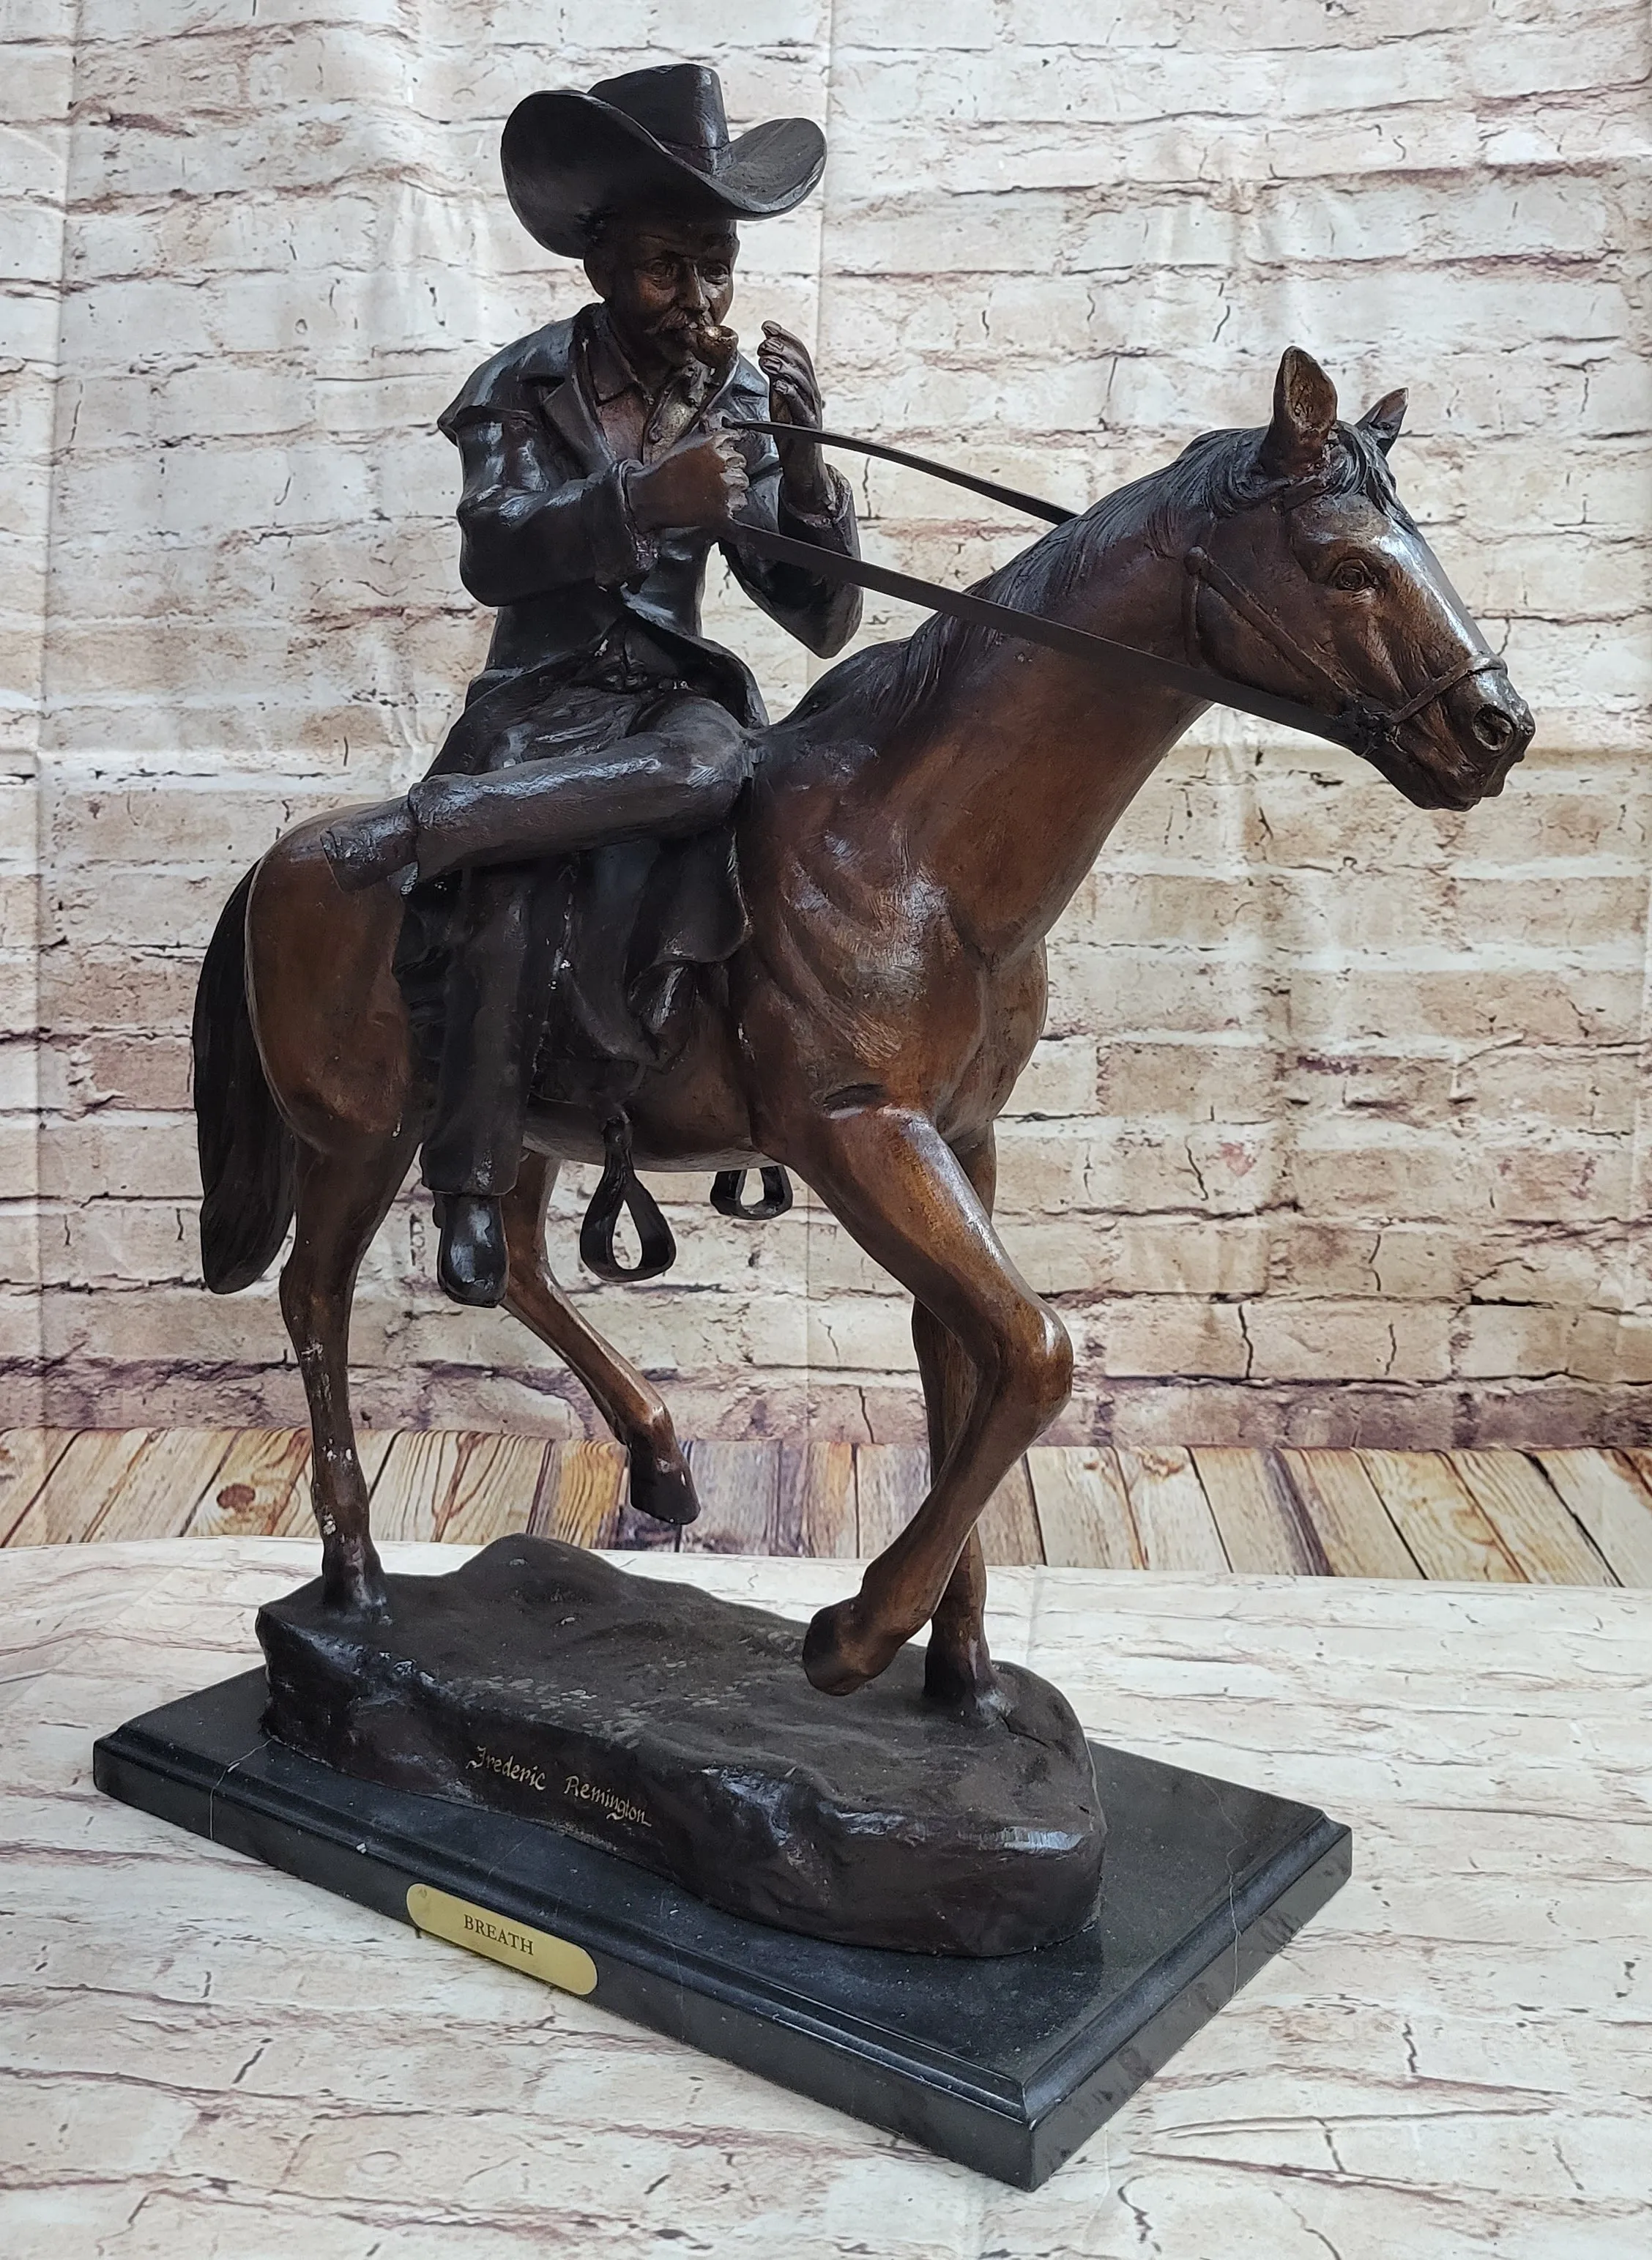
[585,211,739,372]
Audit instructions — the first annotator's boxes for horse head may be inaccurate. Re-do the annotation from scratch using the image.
[1186,346,1533,810]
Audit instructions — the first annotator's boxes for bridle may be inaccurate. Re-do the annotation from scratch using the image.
[590,416,1515,1282]
[1183,536,1511,765]
[727,419,1511,769]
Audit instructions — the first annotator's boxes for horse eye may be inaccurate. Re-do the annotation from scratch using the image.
[1331,559,1376,592]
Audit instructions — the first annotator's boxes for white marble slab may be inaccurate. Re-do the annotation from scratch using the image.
[1,1540,1647,2256]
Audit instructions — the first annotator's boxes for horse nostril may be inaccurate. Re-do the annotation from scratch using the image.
[1473,705,1514,754]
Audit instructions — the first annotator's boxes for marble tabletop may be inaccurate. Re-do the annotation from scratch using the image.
[1,1539,1647,2258]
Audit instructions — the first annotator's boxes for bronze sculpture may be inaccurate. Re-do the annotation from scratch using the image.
[100,57,1535,2176]
[195,288,1531,1710]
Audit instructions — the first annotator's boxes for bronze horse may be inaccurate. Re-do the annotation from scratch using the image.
[193,349,1531,1712]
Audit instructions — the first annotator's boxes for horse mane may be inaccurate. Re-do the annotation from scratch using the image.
[786,418,1412,743]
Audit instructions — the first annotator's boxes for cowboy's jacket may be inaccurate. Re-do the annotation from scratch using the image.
[436,304,861,739]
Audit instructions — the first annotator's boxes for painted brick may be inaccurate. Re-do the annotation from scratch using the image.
[1087,1297,1250,1380]
[4,8,1645,1449]
[1242,1298,1454,1384]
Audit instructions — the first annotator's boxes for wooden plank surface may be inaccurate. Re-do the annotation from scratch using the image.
[1449,1450,1615,1587]
[1533,1450,1652,1588]
[439,1433,551,1547]
[1280,1449,1421,1578]
[976,1458,1043,1565]
[90,1430,236,1542]
[187,1430,313,1539]
[1358,1451,1522,1582]
[776,1441,855,1557]
[1117,1446,1229,1571]
[1027,1446,1142,1570]
[1192,1448,1322,1575]
[533,1440,628,1550]
[6,1430,153,1547]
[0,1430,74,1545]
[367,1431,466,1543]
[3,1432,1650,1586]
[855,1444,928,1556]
[682,1439,780,1553]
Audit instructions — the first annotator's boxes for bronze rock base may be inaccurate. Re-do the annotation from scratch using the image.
[253,1536,1105,1958]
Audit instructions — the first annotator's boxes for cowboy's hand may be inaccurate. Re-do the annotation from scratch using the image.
[759,321,832,510]
[629,431,751,533]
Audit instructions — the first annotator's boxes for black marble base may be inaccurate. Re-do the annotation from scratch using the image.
[256,1536,1104,1956]
[94,1670,1349,2188]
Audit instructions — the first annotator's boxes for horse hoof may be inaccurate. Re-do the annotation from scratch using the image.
[630,1450,700,1528]
[321,1572,389,1618]
[321,1542,388,1617]
[923,1640,1006,1726]
[803,1598,904,1696]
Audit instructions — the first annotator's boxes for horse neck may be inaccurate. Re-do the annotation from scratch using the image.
[878,535,1205,959]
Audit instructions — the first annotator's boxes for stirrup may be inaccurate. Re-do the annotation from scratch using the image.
[578,1116,677,1282]
[710,1167,793,1221]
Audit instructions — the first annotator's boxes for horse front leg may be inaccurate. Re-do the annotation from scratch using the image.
[794,1104,1071,1695]
[501,1151,699,1527]
[278,1131,414,1612]
[912,1130,1000,1718]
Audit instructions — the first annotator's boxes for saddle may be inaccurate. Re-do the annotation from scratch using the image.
[393,820,792,1283]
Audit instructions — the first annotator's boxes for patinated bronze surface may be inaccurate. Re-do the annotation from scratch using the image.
[197,330,1532,1730]
[258,1536,1105,1956]
[320,63,860,1310]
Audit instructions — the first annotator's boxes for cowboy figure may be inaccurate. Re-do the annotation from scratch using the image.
[324,64,860,1305]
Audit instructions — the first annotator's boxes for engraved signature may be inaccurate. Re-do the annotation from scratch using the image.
[466,1744,548,1793]
[461,1748,650,1829]
[563,1774,651,1829]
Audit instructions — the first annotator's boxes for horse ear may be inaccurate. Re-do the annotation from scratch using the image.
[1358,388,1408,454]
[1260,346,1339,478]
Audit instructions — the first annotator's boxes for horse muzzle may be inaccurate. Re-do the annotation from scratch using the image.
[1386,672,1533,809]
[1448,672,1534,802]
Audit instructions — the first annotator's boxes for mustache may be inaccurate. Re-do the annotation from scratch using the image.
[652,311,738,362]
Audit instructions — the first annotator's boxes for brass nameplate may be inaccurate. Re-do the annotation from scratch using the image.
[406,1884,598,1996]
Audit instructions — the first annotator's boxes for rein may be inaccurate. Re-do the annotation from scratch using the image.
[601,415,1509,1280]
[728,419,1507,763]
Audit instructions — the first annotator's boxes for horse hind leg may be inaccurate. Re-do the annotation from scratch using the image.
[279,1129,414,1611]
[502,1151,699,1528]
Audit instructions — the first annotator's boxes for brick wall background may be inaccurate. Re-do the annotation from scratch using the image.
[4,2,1648,1446]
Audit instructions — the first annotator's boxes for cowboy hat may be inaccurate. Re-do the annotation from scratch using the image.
[502,63,826,259]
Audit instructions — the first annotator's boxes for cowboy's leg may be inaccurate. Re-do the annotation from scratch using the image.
[412,696,751,878]
[421,868,545,1191]
[325,698,751,890]
[420,861,565,1302]
[414,696,744,1301]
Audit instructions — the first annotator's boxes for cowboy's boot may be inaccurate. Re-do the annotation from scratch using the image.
[434,1193,508,1307]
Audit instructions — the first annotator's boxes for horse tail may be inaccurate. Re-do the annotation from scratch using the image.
[193,865,297,1293]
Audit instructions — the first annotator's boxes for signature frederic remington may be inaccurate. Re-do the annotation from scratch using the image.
[466,1744,549,1793]
[466,1744,651,1829]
